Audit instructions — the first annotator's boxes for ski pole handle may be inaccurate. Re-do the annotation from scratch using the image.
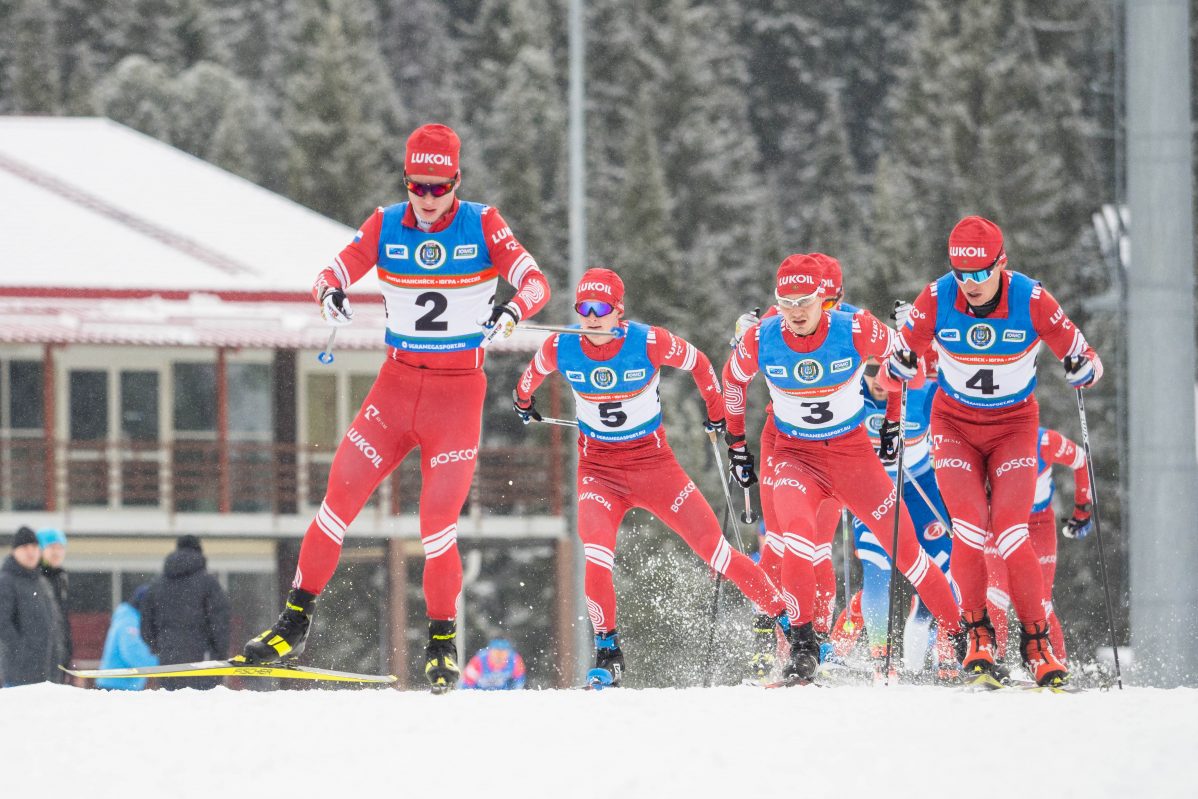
[707,429,748,552]
[318,329,337,365]
[517,323,623,339]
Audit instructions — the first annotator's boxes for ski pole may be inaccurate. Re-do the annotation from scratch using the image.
[1075,387,1123,689]
[883,383,909,685]
[517,323,623,338]
[840,507,852,615]
[900,464,952,534]
[536,416,579,428]
[741,488,758,524]
[317,329,337,364]
[707,429,748,553]
[702,501,731,688]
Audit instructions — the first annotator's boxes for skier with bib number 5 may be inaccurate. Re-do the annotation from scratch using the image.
[241,124,552,693]
[513,268,790,687]
[886,215,1101,687]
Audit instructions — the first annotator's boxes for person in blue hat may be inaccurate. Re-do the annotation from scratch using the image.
[97,585,158,690]
[36,527,72,681]
[460,638,526,690]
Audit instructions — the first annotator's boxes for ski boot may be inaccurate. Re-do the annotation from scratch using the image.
[781,621,820,683]
[425,619,460,694]
[958,609,998,680]
[588,630,625,688]
[749,613,780,680]
[1020,620,1069,687]
[869,644,899,684]
[241,588,317,664]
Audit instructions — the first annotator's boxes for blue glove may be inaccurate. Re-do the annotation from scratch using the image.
[1061,504,1093,539]
[1063,355,1095,388]
[886,349,918,382]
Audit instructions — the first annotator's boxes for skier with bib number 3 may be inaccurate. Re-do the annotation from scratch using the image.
[513,268,790,687]
[240,124,551,693]
[886,215,1101,688]
[722,254,963,684]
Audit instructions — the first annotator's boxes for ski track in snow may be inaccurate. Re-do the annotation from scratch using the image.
[2,683,1194,798]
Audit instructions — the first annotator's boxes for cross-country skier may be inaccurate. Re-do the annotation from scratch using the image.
[241,124,551,693]
[732,253,855,677]
[851,359,957,678]
[723,254,962,682]
[885,215,1101,687]
[461,638,526,690]
[984,426,1092,661]
[513,268,789,687]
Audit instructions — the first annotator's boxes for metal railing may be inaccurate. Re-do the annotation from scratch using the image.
[0,436,565,517]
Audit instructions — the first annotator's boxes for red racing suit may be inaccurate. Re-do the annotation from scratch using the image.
[295,199,550,621]
[894,270,1101,627]
[516,322,785,634]
[985,428,1092,658]
[725,310,959,633]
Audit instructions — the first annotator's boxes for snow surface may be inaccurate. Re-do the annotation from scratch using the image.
[2,683,1194,798]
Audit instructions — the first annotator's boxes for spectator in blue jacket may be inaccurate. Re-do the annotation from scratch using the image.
[97,585,158,690]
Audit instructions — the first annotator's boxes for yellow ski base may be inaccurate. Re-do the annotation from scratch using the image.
[63,660,396,684]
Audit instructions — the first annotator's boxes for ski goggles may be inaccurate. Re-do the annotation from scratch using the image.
[403,175,458,198]
[774,290,822,310]
[576,300,615,317]
[821,292,843,311]
[951,250,1004,284]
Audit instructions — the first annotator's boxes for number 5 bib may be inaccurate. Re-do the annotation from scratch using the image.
[557,322,662,443]
[758,313,866,440]
[375,201,496,353]
[932,271,1041,408]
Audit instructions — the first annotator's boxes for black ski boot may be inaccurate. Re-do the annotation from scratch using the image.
[588,630,625,687]
[425,619,460,694]
[749,613,779,680]
[241,588,317,664]
[782,621,820,682]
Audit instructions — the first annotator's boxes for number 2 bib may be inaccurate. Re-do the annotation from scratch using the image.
[375,201,496,352]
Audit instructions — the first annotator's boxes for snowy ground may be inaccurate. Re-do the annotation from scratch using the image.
[3,683,1195,798]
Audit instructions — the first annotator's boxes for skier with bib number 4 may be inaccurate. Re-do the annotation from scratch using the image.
[240,124,551,693]
[886,215,1101,688]
[513,268,790,687]
[723,254,962,684]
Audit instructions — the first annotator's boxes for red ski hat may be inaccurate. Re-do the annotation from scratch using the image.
[948,215,1006,270]
[404,124,461,179]
[775,254,825,298]
[811,252,843,298]
[576,268,625,311]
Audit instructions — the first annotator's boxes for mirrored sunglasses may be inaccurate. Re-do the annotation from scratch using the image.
[774,290,821,310]
[951,266,995,285]
[404,176,457,198]
[576,300,614,317]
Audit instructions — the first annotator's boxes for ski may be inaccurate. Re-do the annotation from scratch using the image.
[958,671,1083,694]
[63,659,397,684]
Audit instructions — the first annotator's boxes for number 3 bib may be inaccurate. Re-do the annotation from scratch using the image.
[758,313,867,441]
